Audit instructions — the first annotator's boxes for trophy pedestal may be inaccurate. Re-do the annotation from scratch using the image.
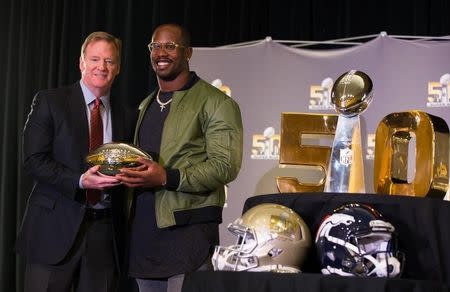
[324,116,365,193]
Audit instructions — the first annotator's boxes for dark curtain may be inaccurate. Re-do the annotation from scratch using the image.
[0,0,448,291]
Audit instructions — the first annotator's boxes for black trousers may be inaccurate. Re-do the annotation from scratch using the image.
[24,214,117,292]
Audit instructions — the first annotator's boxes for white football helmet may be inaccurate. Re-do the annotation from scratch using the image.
[212,203,311,273]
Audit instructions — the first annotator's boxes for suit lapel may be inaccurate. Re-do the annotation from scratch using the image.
[67,83,90,170]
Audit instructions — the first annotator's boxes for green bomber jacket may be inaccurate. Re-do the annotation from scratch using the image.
[133,78,243,228]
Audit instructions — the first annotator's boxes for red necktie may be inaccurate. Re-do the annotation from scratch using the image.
[86,97,103,204]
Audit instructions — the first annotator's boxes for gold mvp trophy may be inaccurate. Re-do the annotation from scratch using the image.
[324,70,373,193]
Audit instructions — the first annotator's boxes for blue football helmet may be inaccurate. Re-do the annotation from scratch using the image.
[315,203,402,277]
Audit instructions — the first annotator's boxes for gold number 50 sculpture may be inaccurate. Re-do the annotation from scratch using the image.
[277,110,449,198]
[278,70,449,198]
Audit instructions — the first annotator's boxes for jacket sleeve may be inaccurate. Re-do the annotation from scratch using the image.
[23,92,81,196]
[177,97,243,192]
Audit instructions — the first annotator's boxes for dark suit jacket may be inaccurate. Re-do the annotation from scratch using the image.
[16,82,136,270]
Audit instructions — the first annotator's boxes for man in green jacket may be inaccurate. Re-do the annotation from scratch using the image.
[117,23,243,292]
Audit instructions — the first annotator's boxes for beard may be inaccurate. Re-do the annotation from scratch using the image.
[152,59,187,82]
[156,70,179,81]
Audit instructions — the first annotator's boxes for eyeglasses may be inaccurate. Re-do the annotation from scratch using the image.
[148,42,184,52]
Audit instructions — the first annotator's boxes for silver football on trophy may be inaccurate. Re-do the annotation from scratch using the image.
[86,142,152,175]
[331,70,373,117]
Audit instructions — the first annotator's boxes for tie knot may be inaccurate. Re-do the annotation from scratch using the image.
[93,97,102,108]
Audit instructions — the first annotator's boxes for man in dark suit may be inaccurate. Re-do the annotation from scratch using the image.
[15,31,135,292]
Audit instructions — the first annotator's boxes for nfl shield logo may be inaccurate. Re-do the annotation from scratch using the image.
[339,147,353,166]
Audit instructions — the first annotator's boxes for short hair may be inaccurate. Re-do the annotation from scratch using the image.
[80,31,122,65]
[153,23,191,47]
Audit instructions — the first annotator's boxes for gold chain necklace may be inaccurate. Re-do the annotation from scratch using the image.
[156,90,172,112]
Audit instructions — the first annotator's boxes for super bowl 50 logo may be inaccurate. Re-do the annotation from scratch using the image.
[427,73,450,107]
[251,127,280,160]
[308,77,335,111]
